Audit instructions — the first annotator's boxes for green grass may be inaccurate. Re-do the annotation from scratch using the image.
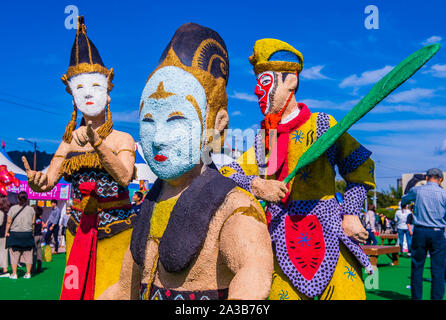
[0,253,65,300]
[362,252,446,300]
[362,235,446,300]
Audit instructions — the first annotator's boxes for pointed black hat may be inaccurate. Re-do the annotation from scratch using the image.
[158,22,229,84]
[61,16,114,91]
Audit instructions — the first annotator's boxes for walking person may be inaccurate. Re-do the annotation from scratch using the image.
[32,205,43,274]
[0,195,10,277]
[60,205,71,248]
[395,204,412,255]
[365,204,378,245]
[379,214,387,234]
[44,200,61,253]
[5,191,35,279]
[401,168,446,300]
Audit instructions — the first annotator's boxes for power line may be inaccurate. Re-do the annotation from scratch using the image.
[0,98,62,116]
[0,91,62,112]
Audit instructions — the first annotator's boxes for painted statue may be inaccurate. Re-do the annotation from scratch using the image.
[23,16,136,299]
[100,23,273,300]
[219,39,375,300]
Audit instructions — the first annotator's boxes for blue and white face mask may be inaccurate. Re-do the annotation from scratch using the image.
[139,66,207,181]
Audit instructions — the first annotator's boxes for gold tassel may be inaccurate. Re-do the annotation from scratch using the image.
[62,104,113,144]
[61,152,103,176]
[97,103,113,139]
[62,106,78,143]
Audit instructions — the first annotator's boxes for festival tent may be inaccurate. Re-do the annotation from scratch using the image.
[0,151,26,180]
[133,142,157,183]
[211,152,236,169]
[127,142,157,195]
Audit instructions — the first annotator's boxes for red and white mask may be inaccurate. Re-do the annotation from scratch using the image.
[255,71,275,115]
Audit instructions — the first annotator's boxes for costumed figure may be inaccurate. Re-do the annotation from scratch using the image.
[100,23,273,300]
[23,16,137,299]
[219,39,375,300]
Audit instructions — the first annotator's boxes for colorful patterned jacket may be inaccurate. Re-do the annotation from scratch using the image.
[219,106,375,297]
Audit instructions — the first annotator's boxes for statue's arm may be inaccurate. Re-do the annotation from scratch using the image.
[93,132,136,187]
[219,194,273,300]
[24,142,68,192]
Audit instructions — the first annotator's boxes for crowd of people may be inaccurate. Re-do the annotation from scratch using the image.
[0,189,145,281]
[360,168,446,300]
[0,192,71,279]
[361,202,415,254]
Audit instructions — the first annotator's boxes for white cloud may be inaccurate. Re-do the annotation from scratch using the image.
[339,66,394,88]
[370,104,446,116]
[230,92,258,102]
[231,111,242,116]
[386,88,436,103]
[300,98,360,111]
[422,64,446,78]
[422,35,442,46]
[113,110,139,123]
[359,132,446,189]
[300,65,330,80]
[436,139,446,154]
[351,119,446,132]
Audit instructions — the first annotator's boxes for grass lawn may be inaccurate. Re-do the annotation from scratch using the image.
[0,253,65,300]
[362,251,445,300]
[0,240,444,300]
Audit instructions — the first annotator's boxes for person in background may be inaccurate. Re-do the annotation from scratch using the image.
[394,203,412,255]
[131,191,144,215]
[379,214,387,234]
[60,205,72,248]
[43,200,61,253]
[365,204,378,245]
[32,205,43,274]
[407,204,415,237]
[5,191,35,279]
[0,195,11,277]
[401,168,446,300]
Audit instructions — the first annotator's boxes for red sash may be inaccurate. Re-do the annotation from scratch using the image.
[264,103,311,204]
[60,182,98,300]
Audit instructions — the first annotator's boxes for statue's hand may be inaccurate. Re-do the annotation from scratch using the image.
[342,214,369,243]
[72,126,89,147]
[251,177,288,203]
[72,121,101,147]
[22,156,48,191]
[86,121,101,147]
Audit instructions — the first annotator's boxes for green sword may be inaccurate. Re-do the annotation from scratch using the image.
[261,43,441,209]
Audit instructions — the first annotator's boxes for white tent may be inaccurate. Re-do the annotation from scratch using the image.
[211,153,236,169]
[0,152,26,177]
[132,142,157,184]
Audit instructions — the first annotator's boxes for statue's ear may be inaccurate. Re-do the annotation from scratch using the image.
[283,72,298,92]
[214,109,228,134]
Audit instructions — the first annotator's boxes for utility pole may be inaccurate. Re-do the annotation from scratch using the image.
[373,188,377,208]
[17,138,37,170]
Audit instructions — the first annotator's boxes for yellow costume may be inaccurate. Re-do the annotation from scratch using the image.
[220,38,375,299]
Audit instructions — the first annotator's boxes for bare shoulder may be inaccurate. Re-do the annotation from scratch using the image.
[108,130,135,150]
[111,130,135,143]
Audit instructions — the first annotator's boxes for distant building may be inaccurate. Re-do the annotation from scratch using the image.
[401,172,446,194]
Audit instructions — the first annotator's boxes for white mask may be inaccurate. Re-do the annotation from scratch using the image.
[68,73,108,117]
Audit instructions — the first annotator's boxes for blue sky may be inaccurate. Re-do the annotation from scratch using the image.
[0,0,445,190]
